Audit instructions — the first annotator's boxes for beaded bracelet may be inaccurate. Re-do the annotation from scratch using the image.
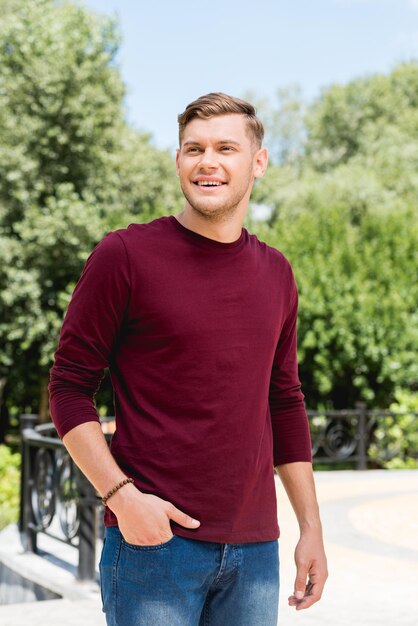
[102,477,134,506]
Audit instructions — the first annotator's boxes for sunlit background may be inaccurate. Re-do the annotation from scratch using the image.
[0,2,417,623]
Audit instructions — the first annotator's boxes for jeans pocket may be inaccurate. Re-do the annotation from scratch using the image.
[121,533,178,551]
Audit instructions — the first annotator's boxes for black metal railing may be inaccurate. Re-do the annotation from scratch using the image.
[308,402,370,469]
[308,402,418,468]
[19,414,109,581]
[19,406,417,581]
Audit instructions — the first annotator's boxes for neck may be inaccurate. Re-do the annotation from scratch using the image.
[175,207,245,243]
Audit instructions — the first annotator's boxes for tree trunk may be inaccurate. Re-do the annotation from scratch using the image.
[0,377,9,443]
[38,375,50,423]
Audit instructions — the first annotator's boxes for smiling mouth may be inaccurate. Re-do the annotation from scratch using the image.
[193,181,226,187]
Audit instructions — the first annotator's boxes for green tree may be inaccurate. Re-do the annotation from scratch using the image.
[305,62,418,172]
[259,202,418,408]
[0,444,20,528]
[0,0,181,429]
[250,63,418,409]
[368,390,418,469]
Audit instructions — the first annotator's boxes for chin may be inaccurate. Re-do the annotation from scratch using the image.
[192,204,239,222]
[186,195,222,215]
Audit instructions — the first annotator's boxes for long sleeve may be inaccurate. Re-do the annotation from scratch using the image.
[269,270,312,466]
[48,231,130,439]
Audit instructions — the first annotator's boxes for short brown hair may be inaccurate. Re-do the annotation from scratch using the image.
[178,92,264,148]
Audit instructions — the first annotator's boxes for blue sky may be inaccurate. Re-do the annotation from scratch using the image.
[81,0,418,150]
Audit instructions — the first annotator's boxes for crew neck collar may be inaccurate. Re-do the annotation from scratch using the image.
[168,215,246,250]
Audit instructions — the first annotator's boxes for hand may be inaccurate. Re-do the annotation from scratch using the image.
[288,527,328,611]
[107,485,200,546]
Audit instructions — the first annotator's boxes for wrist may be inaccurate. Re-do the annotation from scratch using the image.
[299,518,323,534]
[102,477,134,506]
[106,481,142,513]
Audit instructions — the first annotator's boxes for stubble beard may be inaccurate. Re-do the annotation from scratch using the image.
[180,193,240,223]
[179,172,253,224]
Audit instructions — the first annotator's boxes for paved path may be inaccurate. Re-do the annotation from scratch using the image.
[0,469,417,625]
[277,470,418,626]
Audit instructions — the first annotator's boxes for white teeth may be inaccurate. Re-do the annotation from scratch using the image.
[196,181,223,186]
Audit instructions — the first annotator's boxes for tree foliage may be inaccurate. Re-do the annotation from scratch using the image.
[0,444,20,529]
[0,0,181,425]
[369,390,418,469]
[305,62,418,172]
[256,203,418,408]
[252,62,418,409]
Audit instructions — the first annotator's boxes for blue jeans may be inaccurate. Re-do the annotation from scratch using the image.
[99,526,279,625]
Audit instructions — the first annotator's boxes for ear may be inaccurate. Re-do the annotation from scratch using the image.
[175,148,180,176]
[253,147,268,179]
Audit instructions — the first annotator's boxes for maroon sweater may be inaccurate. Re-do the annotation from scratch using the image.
[49,216,312,543]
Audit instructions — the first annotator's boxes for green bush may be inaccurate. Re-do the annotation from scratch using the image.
[255,204,418,409]
[0,445,20,529]
[368,391,418,469]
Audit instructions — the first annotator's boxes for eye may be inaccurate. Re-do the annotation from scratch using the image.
[186,147,201,153]
[220,146,234,152]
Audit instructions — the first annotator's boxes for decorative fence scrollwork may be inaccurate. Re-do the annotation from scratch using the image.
[322,419,357,459]
[27,445,80,540]
[19,415,103,581]
[307,403,370,468]
[31,447,55,530]
[56,451,80,540]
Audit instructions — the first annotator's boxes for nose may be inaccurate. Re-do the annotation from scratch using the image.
[199,148,218,169]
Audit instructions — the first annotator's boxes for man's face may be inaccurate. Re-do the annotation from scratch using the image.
[176,114,267,222]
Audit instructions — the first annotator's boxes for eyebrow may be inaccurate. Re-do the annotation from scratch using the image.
[183,139,242,147]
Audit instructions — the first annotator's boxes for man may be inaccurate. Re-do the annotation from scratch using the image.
[49,93,328,626]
